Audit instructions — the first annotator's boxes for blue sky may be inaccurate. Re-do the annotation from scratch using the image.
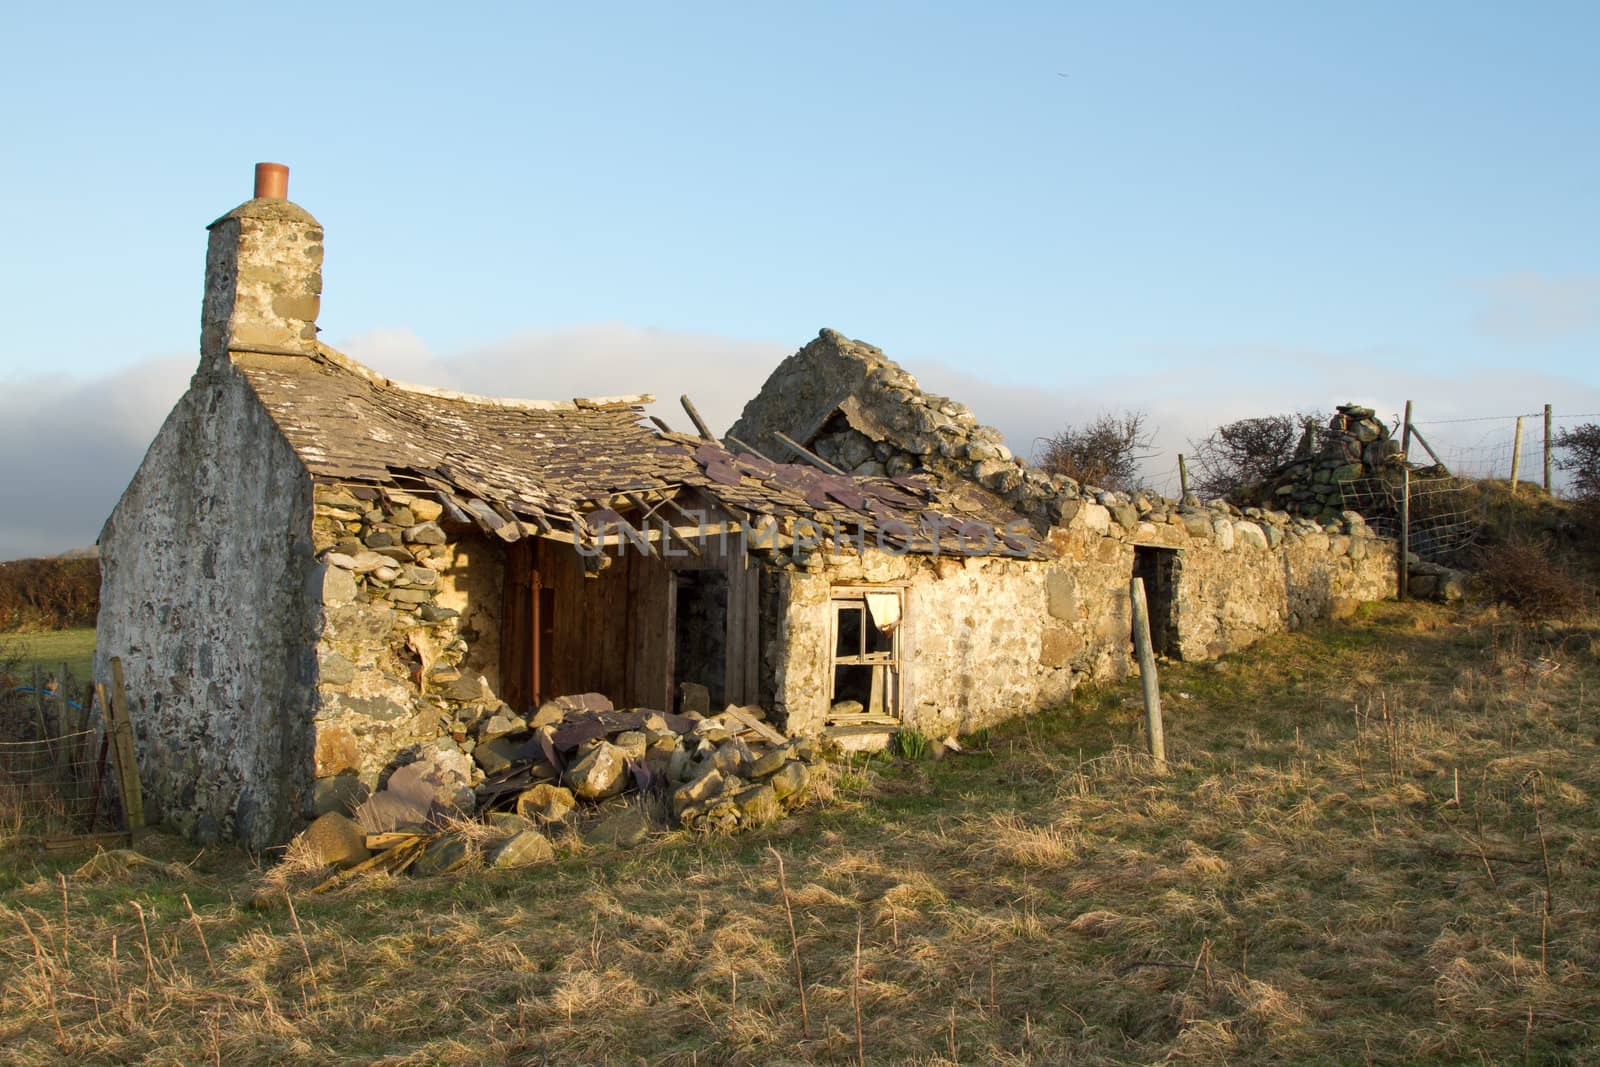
[2,2,1598,557]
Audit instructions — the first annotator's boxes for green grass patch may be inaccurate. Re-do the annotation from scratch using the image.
[2,626,96,684]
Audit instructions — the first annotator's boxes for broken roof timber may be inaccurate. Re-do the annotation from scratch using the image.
[247,342,1045,559]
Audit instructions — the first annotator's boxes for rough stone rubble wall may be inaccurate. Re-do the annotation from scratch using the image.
[1252,404,1404,521]
[763,500,1395,738]
[728,329,1072,528]
[740,331,1399,738]
[95,364,318,850]
[766,551,1068,738]
[307,487,508,820]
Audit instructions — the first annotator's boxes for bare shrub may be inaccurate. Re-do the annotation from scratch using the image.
[1188,412,1327,498]
[0,558,100,631]
[1554,422,1600,504]
[1035,411,1152,492]
[1474,537,1590,622]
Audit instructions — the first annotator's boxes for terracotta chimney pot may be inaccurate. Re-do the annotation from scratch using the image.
[254,162,289,199]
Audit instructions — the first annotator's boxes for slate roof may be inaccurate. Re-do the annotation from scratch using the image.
[235,345,1042,558]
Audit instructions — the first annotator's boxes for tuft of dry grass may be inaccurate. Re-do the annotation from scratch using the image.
[2,601,1599,1063]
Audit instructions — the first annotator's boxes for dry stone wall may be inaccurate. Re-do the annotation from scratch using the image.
[1250,404,1403,520]
[729,330,1073,528]
[307,486,510,820]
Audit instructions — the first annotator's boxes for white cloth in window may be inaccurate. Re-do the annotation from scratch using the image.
[865,591,901,635]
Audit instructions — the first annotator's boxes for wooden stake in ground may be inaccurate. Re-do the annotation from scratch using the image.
[106,657,145,834]
[1129,577,1167,769]
[1544,403,1554,492]
[1510,415,1525,495]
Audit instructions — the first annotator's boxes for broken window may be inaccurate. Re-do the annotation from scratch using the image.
[828,587,901,722]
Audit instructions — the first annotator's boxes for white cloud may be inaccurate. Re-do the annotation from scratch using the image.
[1476,273,1600,344]
[0,355,193,561]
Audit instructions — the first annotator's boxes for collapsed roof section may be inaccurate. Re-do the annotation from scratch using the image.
[234,343,1041,558]
[728,329,1078,529]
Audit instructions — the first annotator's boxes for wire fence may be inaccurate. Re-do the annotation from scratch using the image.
[1138,406,1600,504]
[1401,407,1599,493]
[1340,472,1485,565]
[0,666,118,842]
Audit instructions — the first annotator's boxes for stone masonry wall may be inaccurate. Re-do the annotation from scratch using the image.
[95,364,318,850]
[1251,404,1403,521]
[737,331,1400,739]
[765,551,1068,739]
[728,330,1071,529]
[307,486,509,820]
[764,499,1395,739]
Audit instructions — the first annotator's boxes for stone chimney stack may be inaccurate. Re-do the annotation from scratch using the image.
[200,162,323,368]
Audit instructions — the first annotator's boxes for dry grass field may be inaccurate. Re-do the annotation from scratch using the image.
[2,601,1598,1064]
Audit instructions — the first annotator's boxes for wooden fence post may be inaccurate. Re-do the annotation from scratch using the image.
[1129,578,1167,770]
[1177,454,1189,499]
[106,657,145,834]
[1399,403,1412,601]
[1544,404,1553,493]
[1510,416,1525,495]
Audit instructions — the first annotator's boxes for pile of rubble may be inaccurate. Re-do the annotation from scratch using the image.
[292,693,827,879]
[1249,404,1404,521]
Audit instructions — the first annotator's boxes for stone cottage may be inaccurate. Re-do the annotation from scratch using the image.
[97,165,1396,849]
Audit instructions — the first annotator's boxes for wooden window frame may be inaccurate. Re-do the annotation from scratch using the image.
[827,585,903,720]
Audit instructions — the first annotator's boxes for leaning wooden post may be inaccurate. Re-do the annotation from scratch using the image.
[1543,404,1553,493]
[1177,454,1189,498]
[106,657,145,835]
[1399,464,1411,601]
[1510,415,1525,495]
[1129,578,1167,771]
[1398,401,1413,601]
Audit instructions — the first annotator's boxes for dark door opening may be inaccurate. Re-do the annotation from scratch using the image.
[502,541,552,714]
[1133,546,1181,657]
[674,570,729,710]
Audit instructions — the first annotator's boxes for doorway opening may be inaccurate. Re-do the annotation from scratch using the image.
[674,570,729,710]
[1132,546,1181,657]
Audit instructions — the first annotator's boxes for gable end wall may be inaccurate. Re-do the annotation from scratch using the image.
[96,364,318,849]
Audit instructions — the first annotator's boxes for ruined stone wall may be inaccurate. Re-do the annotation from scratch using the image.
[1251,404,1403,520]
[96,365,318,849]
[762,497,1396,740]
[307,488,509,820]
[738,331,1401,741]
[728,330,1071,529]
[1043,498,1395,673]
[764,549,1067,738]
